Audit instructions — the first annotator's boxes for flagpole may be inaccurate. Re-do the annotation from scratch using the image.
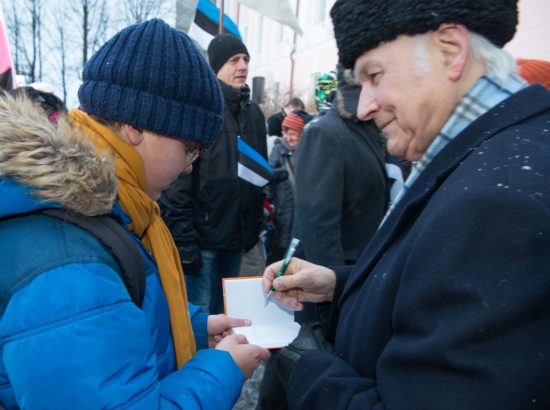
[219,0,225,34]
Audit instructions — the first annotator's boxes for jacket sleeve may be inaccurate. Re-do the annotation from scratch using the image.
[159,173,201,271]
[293,125,347,265]
[0,263,243,410]
[188,302,209,350]
[265,144,283,200]
[257,106,268,159]
[287,185,550,409]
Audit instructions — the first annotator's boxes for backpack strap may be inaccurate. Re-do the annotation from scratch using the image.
[41,209,146,308]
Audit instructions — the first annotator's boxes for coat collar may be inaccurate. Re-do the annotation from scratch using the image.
[339,85,550,305]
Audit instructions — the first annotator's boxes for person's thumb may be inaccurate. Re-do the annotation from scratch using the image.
[232,333,249,344]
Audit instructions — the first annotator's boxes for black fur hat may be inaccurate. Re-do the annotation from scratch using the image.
[330,0,519,69]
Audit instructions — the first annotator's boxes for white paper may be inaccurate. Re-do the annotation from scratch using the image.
[223,276,300,348]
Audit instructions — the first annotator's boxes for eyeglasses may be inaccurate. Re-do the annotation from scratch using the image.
[182,140,205,166]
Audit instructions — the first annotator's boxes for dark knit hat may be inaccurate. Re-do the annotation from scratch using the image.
[330,0,519,69]
[78,19,223,148]
[207,34,249,74]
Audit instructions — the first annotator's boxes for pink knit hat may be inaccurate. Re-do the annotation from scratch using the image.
[282,112,305,133]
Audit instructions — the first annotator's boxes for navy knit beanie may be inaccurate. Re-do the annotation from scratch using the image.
[207,34,249,74]
[331,0,519,69]
[78,19,223,148]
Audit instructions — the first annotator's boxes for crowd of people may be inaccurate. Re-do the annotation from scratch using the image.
[0,0,549,408]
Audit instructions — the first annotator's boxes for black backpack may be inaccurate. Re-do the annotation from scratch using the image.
[40,209,145,307]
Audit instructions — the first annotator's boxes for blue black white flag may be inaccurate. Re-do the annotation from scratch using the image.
[237,136,273,187]
[188,0,241,50]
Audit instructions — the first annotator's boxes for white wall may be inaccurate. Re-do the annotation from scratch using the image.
[231,0,549,114]
[505,0,550,59]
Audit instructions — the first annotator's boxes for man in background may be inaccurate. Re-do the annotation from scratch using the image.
[293,65,389,267]
[161,33,269,314]
[267,97,308,137]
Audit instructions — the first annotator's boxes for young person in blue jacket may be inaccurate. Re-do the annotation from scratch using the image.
[0,19,269,409]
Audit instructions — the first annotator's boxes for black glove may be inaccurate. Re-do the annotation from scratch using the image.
[179,248,202,277]
[276,321,334,390]
[269,168,289,185]
[181,261,201,276]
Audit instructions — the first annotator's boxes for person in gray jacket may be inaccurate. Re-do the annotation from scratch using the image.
[267,111,310,263]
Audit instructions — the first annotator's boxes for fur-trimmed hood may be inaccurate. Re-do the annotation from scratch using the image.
[0,93,117,216]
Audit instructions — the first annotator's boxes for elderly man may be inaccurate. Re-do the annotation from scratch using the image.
[263,0,550,408]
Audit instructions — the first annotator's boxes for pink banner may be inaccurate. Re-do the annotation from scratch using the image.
[0,4,16,89]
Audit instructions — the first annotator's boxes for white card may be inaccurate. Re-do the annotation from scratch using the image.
[223,276,300,349]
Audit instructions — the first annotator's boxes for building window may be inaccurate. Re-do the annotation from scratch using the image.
[314,0,327,24]
[275,23,284,43]
[255,15,263,52]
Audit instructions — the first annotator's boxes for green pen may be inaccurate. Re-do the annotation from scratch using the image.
[266,238,300,301]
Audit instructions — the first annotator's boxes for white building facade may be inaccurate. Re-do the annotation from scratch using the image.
[222,0,549,114]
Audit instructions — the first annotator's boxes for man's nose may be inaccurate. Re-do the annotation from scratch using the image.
[356,85,379,121]
[236,58,248,70]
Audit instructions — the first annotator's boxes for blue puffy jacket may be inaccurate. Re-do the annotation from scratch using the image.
[0,180,243,409]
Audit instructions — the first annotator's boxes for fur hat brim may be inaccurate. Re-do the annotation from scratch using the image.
[331,0,519,69]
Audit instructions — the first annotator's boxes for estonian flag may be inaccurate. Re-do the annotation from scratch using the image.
[188,0,242,50]
[0,3,16,90]
[237,136,273,187]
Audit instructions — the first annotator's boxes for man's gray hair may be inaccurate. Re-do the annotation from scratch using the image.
[412,30,516,81]
[468,31,516,81]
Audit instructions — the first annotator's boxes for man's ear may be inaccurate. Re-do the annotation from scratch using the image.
[121,124,144,146]
[435,24,470,81]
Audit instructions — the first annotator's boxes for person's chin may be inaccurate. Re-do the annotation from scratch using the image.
[385,134,407,158]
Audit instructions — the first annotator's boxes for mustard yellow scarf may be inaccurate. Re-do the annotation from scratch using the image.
[70,110,196,368]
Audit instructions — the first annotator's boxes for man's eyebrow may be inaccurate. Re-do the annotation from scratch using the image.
[354,59,381,79]
[353,59,370,78]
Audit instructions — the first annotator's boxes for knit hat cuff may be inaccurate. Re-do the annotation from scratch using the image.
[79,80,223,148]
[282,113,305,133]
[517,58,550,89]
[207,34,249,74]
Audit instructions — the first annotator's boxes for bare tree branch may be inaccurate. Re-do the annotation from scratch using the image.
[122,0,166,25]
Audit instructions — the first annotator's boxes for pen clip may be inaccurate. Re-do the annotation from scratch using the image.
[282,238,300,265]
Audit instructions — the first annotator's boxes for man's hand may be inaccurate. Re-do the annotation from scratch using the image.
[263,257,337,310]
[216,334,270,380]
[207,314,251,348]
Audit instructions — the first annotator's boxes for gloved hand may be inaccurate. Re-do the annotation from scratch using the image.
[276,321,334,390]
[269,168,289,185]
[182,261,201,276]
[179,248,202,276]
